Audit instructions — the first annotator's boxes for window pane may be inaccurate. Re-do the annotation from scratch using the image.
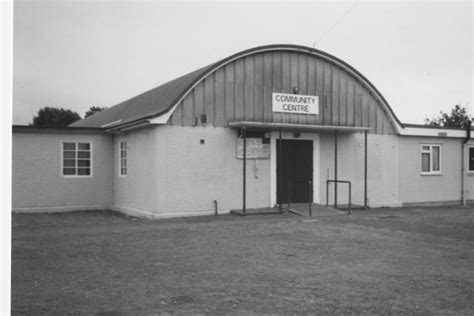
[422,153,430,172]
[63,143,75,150]
[63,168,76,175]
[78,168,90,175]
[469,148,474,171]
[63,159,76,167]
[78,151,90,158]
[432,147,440,171]
[63,151,75,159]
[422,146,430,151]
[78,143,90,150]
[78,160,90,167]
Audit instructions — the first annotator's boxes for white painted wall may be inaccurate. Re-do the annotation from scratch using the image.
[12,132,113,212]
[319,133,401,208]
[12,127,472,217]
[398,136,470,204]
[112,126,159,217]
[151,125,271,217]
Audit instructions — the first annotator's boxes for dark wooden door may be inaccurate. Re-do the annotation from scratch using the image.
[277,140,313,204]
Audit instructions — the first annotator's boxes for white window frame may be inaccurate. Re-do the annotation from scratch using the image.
[61,141,93,178]
[420,144,442,175]
[119,140,127,177]
[468,146,474,173]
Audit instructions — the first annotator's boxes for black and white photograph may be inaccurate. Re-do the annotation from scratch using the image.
[2,0,473,314]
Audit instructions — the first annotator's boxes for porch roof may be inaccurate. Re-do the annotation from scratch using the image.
[227,121,371,133]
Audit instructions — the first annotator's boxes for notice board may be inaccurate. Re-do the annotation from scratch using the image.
[236,137,270,159]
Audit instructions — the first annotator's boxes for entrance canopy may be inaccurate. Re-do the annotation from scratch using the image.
[228,121,371,133]
[229,121,370,215]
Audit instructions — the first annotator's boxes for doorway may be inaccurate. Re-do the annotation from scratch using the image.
[277,139,313,204]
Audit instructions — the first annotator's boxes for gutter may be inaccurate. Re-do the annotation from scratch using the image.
[461,121,472,206]
[12,125,105,135]
[105,119,151,134]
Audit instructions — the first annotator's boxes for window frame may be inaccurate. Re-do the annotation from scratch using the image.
[468,145,474,173]
[119,140,127,177]
[420,144,442,175]
[60,141,93,178]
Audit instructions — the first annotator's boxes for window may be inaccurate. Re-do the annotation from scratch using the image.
[469,146,474,172]
[62,142,92,176]
[421,144,441,174]
[120,141,127,176]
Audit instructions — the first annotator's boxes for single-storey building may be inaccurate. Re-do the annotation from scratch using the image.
[12,44,474,218]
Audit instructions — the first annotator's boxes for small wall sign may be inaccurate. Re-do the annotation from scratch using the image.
[236,138,270,159]
[272,92,319,115]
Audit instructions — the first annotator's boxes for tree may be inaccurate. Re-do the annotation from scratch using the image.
[424,105,472,128]
[85,106,107,118]
[32,106,82,127]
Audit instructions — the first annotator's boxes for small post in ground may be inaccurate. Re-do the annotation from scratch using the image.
[364,130,368,210]
[242,127,247,215]
[334,130,338,209]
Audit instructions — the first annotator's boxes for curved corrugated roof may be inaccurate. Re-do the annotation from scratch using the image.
[70,44,403,130]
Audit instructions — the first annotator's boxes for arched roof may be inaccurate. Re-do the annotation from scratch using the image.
[70,44,403,132]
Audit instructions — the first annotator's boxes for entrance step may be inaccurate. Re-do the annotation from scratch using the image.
[230,207,285,216]
[286,203,347,217]
[230,204,349,217]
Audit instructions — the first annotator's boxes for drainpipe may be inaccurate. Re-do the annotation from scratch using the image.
[462,121,472,206]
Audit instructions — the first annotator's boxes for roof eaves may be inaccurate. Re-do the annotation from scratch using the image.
[403,123,468,130]
[12,125,106,135]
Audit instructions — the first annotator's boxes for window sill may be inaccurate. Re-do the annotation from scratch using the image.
[62,175,93,179]
[420,172,442,176]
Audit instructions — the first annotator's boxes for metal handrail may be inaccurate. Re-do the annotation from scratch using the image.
[326,180,352,214]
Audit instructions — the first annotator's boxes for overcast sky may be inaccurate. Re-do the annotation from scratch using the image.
[12,0,473,125]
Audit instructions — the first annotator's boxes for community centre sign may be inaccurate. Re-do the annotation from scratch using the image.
[272,92,319,115]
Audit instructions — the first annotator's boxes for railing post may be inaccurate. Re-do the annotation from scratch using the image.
[308,180,312,217]
[326,180,329,207]
[287,183,292,210]
[348,182,352,215]
[326,180,352,213]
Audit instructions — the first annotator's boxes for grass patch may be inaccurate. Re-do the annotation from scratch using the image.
[11,206,474,314]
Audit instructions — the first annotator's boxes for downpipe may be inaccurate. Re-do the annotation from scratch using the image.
[462,121,472,206]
